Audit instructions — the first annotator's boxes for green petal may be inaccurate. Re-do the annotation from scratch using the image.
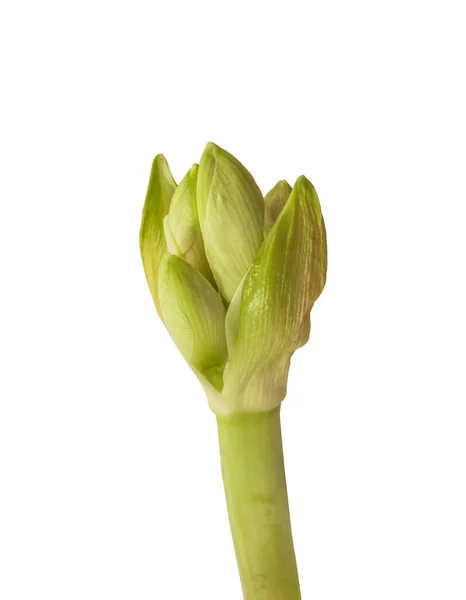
[223,175,327,412]
[264,180,292,234]
[140,155,177,315]
[158,254,228,391]
[163,164,215,285]
[197,143,264,303]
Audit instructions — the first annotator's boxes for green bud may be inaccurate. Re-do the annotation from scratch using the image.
[223,176,327,412]
[264,180,292,234]
[197,143,265,303]
[141,144,327,416]
[163,164,215,285]
[140,155,177,315]
[158,253,228,394]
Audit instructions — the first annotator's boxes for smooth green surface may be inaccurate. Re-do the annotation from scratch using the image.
[140,144,328,415]
[217,408,301,600]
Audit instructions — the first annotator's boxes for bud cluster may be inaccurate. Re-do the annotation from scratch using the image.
[140,143,327,415]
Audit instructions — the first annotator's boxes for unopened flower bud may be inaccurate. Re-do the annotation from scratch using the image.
[197,143,264,304]
[140,144,327,415]
[163,164,214,284]
[139,154,177,315]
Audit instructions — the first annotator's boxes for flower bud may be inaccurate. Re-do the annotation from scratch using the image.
[140,155,177,315]
[158,254,228,393]
[197,143,264,303]
[163,164,214,284]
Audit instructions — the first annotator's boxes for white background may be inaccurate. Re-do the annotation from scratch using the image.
[1,1,465,598]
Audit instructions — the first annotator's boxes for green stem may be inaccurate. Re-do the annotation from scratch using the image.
[217,407,301,600]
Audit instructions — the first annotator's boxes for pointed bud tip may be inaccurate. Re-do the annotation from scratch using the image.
[189,163,199,177]
[294,174,313,189]
[204,141,221,153]
[292,175,319,204]
[292,175,323,221]
[153,153,168,167]
[274,179,293,193]
[151,154,177,188]
[200,142,218,162]
[201,142,235,165]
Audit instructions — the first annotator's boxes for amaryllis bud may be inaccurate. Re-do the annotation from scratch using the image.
[196,143,265,304]
[140,143,327,414]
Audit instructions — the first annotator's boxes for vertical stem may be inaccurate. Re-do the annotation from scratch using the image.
[217,407,301,600]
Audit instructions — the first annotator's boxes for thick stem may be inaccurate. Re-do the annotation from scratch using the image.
[217,407,301,600]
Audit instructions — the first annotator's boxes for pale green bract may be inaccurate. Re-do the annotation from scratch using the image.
[140,154,177,316]
[140,143,327,415]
